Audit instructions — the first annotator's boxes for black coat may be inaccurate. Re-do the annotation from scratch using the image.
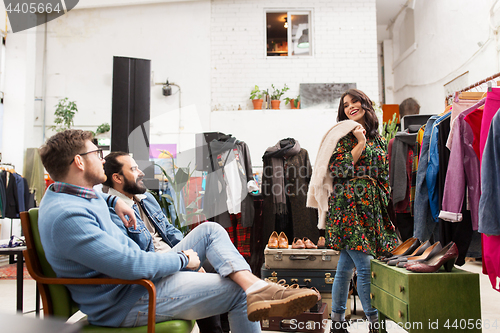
[262,148,319,243]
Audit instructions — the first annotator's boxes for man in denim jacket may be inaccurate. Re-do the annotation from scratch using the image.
[104,152,224,332]
[103,152,183,253]
[103,152,318,331]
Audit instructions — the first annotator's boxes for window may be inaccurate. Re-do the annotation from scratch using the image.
[266,10,312,57]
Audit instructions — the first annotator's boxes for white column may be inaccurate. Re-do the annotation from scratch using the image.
[2,29,37,171]
[383,39,395,104]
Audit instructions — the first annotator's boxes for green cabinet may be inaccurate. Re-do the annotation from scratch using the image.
[370,259,481,332]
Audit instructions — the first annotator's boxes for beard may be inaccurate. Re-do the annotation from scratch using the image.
[123,175,147,195]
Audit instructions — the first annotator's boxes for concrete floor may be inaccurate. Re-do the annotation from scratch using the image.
[0,260,498,332]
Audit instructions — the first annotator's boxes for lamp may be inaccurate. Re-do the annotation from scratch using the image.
[162,80,172,96]
[284,18,288,29]
[155,79,182,132]
[297,28,309,48]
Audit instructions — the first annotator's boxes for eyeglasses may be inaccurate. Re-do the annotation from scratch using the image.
[69,149,104,165]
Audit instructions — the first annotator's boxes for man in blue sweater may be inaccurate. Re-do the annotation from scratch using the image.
[38,130,317,332]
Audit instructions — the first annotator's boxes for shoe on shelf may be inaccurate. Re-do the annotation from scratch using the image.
[246,281,318,322]
[268,231,279,249]
[382,238,420,262]
[317,236,326,249]
[379,237,418,260]
[397,241,442,268]
[405,242,458,273]
[303,237,317,249]
[330,320,350,333]
[387,240,431,266]
[292,237,305,249]
[278,232,289,249]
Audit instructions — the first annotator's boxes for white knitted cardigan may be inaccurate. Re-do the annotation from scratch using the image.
[306,119,361,229]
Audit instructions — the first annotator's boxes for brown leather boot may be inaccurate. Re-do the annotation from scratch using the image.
[246,282,318,322]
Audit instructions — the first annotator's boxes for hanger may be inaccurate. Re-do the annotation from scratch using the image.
[279,138,294,148]
[0,163,15,174]
[218,134,233,142]
[458,91,485,100]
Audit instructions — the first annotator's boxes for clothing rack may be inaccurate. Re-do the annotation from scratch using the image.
[0,163,16,175]
[446,72,500,105]
[0,162,15,168]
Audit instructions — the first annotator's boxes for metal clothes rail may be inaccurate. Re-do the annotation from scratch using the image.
[446,72,500,104]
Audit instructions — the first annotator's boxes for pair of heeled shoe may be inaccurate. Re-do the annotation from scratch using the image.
[268,231,288,249]
[386,240,432,266]
[380,238,458,273]
[291,237,317,249]
[404,241,458,273]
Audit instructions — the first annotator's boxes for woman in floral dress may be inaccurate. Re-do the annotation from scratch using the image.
[327,89,398,333]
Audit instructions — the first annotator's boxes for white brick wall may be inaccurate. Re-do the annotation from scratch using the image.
[210,0,379,110]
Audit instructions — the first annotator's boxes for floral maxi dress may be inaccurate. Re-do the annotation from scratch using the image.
[326,133,398,257]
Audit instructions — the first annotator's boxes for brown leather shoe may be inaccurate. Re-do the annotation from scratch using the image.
[268,231,279,249]
[291,237,305,249]
[303,237,317,249]
[246,281,318,322]
[317,236,326,249]
[278,232,288,249]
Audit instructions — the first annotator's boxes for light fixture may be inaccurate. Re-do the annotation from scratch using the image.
[284,18,288,29]
[297,28,309,48]
[162,80,172,96]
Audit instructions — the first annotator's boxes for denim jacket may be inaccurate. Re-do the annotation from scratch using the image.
[108,189,184,252]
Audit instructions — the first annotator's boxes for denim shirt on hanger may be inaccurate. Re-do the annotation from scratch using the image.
[414,116,440,241]
[426,112,451,223]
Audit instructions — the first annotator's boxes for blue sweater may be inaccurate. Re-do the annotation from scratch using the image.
[39,189,186,326]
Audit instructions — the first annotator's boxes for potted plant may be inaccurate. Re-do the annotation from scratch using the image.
[153,151,204,236]
[284,95,300,109]
[50,97,78,132]
[270,84,289,109]
[381,113,398,142]
[49,98,111,138]
[250,85,264,110]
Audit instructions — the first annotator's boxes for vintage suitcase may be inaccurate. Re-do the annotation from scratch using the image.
[264,246,339,270]
[260,302,328,333]
[261,265,336,293]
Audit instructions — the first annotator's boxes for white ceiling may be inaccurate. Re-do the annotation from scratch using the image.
[376,0,409,26]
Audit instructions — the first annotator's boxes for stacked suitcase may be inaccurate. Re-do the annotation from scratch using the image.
[260,246,340,332]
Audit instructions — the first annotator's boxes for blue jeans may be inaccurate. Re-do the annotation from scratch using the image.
[120,222,261,333]
[331,249,377,322]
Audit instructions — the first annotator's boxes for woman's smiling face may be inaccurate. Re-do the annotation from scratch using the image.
[343,94,366,123]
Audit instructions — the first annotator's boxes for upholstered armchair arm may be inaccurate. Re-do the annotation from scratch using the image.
[23,249,158,333]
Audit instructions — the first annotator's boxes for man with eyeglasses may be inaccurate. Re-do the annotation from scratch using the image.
[37,130,318,332]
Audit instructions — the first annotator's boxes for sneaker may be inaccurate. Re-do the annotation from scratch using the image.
[246,281,318,322]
